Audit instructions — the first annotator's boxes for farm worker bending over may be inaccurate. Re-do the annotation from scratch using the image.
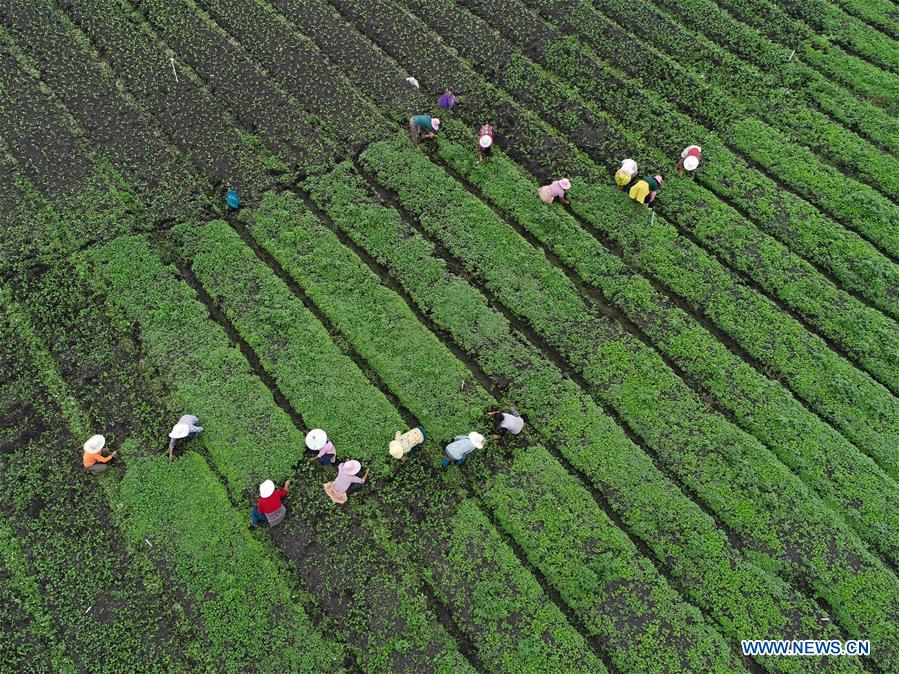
[389,426,427,460]
[438,90,456,110]
[251,479,291,527]
[538,178,571,205]
[167,414,202,461]
[615,158,638,190]
[478,124,494,162]
[487,408,524,440]
[324,460,369,504]
[629,175,663,208]
[441,432,485,468]
[409,114,440,146]
[678,145,702,176]
[83,434,117,474]
[305,428,336,466]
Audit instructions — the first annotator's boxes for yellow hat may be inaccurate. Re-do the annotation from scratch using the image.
[389,441,405,459]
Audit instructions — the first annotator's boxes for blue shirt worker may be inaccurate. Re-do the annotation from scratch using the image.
[168,414,202,461]
[441,432,485,468]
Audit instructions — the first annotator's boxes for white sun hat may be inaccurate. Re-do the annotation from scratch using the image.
[389,441,405,459]
[479,134,492,149]
[169,423,190,439]
[305,429,328,451]
[343,460,362,476]
[683,155,699,171]
[259,480,275,498]
[431,117,440,130]
[468,432,485,449]
[83,434,106,454]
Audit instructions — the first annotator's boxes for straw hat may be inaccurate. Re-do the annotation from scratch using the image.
[683,155,699,171]
[431,118,440,130]
[654,175,663,187]
[169,423,190,439]
[468,432,485,449]
[343,460,362,476]
[305,429,327,451]
[259,480,275,498]
[559,178,571,190]
[389,441,405,459]
[83,434,106,455]
[479,134,492,149]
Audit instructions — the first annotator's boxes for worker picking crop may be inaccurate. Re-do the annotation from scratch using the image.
[615,158,638,190]
[167,414,202,461]
[305,428,336,466]
[487,407,524,440]
[409,114,440,147]
[324,460,369,504]
[441,431,485,468]
[389,426,427,460]
[678,145,702,176]
[628,174,663,208]
[477,124,494,162]
[251,478,291,527]
[538,178,572,205]
[82,434,117,473]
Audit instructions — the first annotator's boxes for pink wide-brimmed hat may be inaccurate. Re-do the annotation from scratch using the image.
[559,178,571,190]
[654,175,663,187]
[343,460,362,475]
[431,118,440,130]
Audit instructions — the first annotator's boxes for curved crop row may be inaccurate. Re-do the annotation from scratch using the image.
[0,297,215,671]
[180,215,606,673]
[307,160,858,674]
[326,0,899,479]
[82,234,475,673]
[432,130,899,564]
[359,138,899,671]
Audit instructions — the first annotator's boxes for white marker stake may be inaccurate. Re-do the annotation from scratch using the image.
[650,210,656,227]
[144,537,153,548]
[787,49,796,62]
[169,57,178,83]
[85,605,92,614]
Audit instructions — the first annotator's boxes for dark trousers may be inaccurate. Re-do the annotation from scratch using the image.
[251,506,267,526]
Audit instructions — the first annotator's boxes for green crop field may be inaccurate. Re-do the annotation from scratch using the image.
[1,0,897,671]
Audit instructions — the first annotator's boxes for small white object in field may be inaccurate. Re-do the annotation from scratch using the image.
[787,49,796,62]
[821,617,830,622]
[145,537,153,548]
[170,57,178,83]
[85,605,92,614]
[405,76,420,89]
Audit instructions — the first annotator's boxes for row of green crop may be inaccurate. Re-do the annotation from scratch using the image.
[62,0,275,201]
[1,0,208,225]
[6,267,349,672]
[522,0,899,196]
[0,295,216,671]
[650,0,899,140]
[189,0,392,152]
[81,234,473,673]
[0,40,143,267]
[171,217,611,672]
[242,193,654,672]
[429,0,899,338]
[239,191,749,672]
[306,160,856,674]
[323,0,899,481]
[358,138,899,671]
[826,0,899,38]
[431,130,899,563]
